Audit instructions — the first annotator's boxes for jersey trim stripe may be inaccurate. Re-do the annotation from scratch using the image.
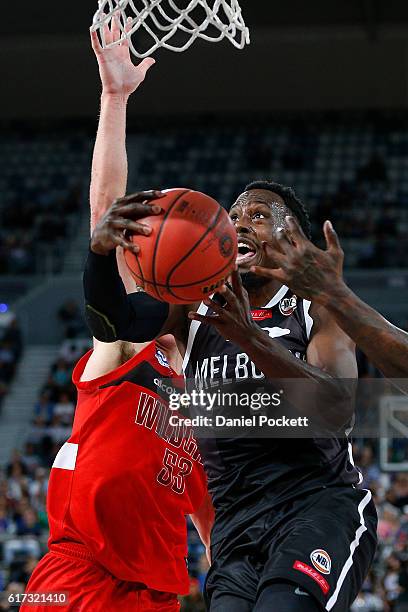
[303,300,314,340]
[52,442,78,471]
[325,490,372,610]
[182,302,207,373]
[263,284,289,308]
[348,442,363,485]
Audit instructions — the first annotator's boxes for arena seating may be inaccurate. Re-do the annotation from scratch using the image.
[1,113,408,275]
[0,129,91,275]
[128,113,408,268]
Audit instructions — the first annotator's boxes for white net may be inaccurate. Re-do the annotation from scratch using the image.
[91,0,250,58]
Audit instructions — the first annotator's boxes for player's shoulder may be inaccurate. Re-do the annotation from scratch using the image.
[79,340,136,382]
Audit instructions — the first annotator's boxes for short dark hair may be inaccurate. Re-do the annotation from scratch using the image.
[236,180,312,239]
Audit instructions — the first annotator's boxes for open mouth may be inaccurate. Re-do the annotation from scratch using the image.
[236,241,257,266]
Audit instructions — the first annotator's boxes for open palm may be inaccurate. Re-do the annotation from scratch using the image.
[90,16,154,96]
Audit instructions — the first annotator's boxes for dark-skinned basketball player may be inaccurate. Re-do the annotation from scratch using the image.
[84,19,377,612]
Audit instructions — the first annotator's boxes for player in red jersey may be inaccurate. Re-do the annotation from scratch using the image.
[22,22,212,611]
[22,335,211,612]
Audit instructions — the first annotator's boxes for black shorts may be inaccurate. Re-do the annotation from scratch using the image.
[205,486,378,611]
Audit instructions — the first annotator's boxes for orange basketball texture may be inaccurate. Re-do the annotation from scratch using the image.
[124,189,237,304]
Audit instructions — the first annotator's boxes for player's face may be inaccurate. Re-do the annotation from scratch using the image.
[229,189,290,273]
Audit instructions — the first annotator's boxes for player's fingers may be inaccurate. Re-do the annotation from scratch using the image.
[114,201,162,219]
[251,266,287,284]
[103,18,113,46]
[110,218,152,236]
[111,12,121,43]
[116,190,164,205]
[202,298,226,315]
[274,228,293,255]
[262,241,286,267]
[138,57,156,78]
[112,234,140,254]
[217,282,240,310]
[122,16,132,48]
[90,28,102,54]
[285,216,306,245]
[230,270,245,301]
[323,220,342,253]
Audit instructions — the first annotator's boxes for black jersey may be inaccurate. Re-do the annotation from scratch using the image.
[183,285,361,544]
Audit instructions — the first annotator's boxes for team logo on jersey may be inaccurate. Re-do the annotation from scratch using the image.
[310,549,331,575]
[155,349,170,369]
[279,295,297,316]
[251,309,273,321]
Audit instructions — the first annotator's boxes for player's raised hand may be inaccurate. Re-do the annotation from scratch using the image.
[90,191,164,256]
[188,270,258,346]
[90,15,155,96]
[251,217,345,306]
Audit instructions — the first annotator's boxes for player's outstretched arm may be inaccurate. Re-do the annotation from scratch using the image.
[252,217,408,384]
[89,17,155,228]
[90,18,154,289]
[85,21,156,376]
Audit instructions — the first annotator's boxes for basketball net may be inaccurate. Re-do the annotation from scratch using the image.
[91,0,250,58]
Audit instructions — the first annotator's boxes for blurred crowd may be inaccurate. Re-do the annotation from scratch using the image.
[1,114,408,274]
[244,133,408,267]
[0,317,23,411]
[313,154,407,268]
[0,186,83,276]
[349,443,408,612]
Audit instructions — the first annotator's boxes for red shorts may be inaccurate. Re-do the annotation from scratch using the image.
[21,543,180,612]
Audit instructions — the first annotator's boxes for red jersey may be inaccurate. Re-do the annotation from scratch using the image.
[47,342,207,595]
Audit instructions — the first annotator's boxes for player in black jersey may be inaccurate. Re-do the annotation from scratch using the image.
[85,180,378,611]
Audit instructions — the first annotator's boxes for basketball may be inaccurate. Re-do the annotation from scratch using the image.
[124,188,237,303]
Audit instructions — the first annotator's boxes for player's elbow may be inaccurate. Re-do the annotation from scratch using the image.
[85,304,120,343]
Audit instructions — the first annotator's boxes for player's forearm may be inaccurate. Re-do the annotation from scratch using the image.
[90,93,129,231]
[190,492,214,550]
[326,285,408,380]
[84,248,169,342]
[240,327,335,382]
[239,328,353,427]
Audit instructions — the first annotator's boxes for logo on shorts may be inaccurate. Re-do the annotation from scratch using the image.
[293,561,330,595]
[279,295,297,316]
[310,549,331,575]
[155,349,170,369]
